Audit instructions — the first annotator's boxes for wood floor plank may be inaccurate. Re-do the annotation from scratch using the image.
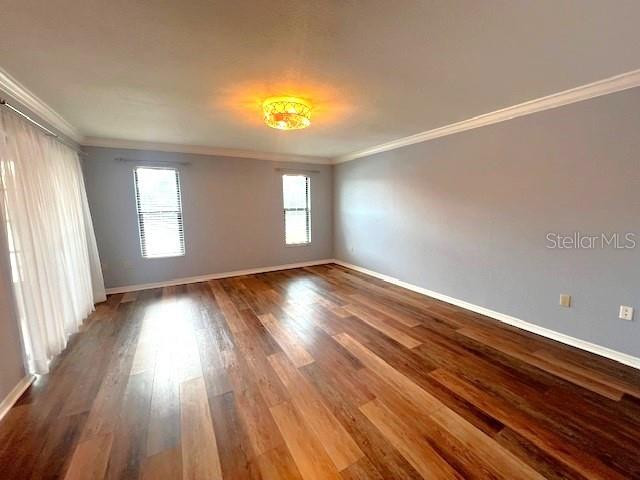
[343,303,422,349]
[360,399,462,479]
[533,349,640,398]
[130,338,157,376]
[334,315,441,384]
[258,312,315,367]
[218,333,285,460]
[339,457,386,480]
[358,358,545,480]
[269,401,341,480]
[302,354,375,408]
[146,359,181,456]
[459,326,624,400]
[208,391,262,479]
[301,364,424,480]
[428,404,546,480]
[210,281,250,333]
[349,293,422,327]
[105,371,154,480]
[533,341,640,389]
[429,353,640,476]
[280,300,345,337]
[333,332,442,413]
[255,444,304,480]
[232,328,288,407]
[231,381,284,458]
[268,352,364,471]
[430,367,629,480]
[494,428,588,480]
[80,303,144,441]
[541,384,640,448]
[315,296,351,318]
[64,433,113,480]
[335,333,546,479]
[141,447,183,480]
[130,314,161,376]
[327,268,441,315]
[173,322,205,383]
[29,411,88,480]
[180,377,223,480]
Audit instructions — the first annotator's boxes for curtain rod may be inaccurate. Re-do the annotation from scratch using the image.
[1,98,59,137]
[275,167,321,174]
[0,98,85,156]
[116,157,191,166]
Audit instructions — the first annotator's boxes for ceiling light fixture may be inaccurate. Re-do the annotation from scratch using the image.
[262,96,312,130]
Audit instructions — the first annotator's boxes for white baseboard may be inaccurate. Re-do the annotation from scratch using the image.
[0,375,35,423]
[333,259,640,370]
[105,259,335,294]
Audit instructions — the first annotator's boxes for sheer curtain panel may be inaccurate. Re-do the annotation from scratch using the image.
[0,108,105,374]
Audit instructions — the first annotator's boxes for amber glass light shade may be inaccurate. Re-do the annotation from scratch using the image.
[262,96,312,130]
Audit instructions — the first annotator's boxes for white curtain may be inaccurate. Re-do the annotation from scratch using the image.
[0,108,106,374]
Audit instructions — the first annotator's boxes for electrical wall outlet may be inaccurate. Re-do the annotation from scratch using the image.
[559,294,571,308]
[619,305,634,321]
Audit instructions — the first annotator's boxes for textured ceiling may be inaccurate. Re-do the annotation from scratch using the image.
[1,1,639,158]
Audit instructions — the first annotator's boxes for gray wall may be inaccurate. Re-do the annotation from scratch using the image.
[83,147,333,289]
[334,87,640,358]
[0,220,25,402]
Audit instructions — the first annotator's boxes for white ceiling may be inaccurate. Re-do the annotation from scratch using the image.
[1,1,639,159]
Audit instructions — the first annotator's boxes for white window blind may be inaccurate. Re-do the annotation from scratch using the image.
[134,167,185,258]
[282,174,311,245]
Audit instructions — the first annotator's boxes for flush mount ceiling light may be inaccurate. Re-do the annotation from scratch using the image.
[262,96,312,130]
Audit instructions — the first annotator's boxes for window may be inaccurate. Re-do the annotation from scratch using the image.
[1,160,22,283]
[282,174,311,245]
[134,167,185,258]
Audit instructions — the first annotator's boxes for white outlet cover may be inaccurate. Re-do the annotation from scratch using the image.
[559,294,571,307]
[619,305,634,321]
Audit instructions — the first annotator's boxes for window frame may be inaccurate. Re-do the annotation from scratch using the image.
[282,174,312,247]
[133,165,186,259]
[0,161,23,283]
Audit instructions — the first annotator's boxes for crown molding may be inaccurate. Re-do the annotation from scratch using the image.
[0,67,82,142]
[4,64,639,164]
[334,68,640,164]
[82,137,332,165]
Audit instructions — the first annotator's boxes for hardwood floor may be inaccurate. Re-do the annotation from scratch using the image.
[1,263,639,479]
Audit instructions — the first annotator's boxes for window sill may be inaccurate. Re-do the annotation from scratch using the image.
[285,243,312,248]
[142,253,186,259]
